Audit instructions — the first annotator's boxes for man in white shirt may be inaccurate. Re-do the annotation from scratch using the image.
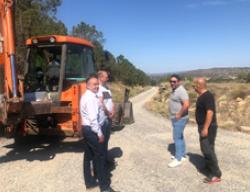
[80,75,115,192]
[97,70,115,164]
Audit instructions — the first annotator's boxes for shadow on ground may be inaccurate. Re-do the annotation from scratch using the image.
[106,147,123,184]
[187,152,209,177]
[167,143,175,156]
[168,143,209,177]
[83,147,123,187]
[108,147,123,161]
[0,136,84,163]
[111,124,125,132]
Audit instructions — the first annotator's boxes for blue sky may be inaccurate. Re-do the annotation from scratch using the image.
[57,0,250,74]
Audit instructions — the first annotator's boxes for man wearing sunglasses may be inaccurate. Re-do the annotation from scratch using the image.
[168,74,189,168]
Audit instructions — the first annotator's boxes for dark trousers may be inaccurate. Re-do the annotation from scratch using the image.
[83,126,109,191]
[102,119,111,161]
[199,124,222,178]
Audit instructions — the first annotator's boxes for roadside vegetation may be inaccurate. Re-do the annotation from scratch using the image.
[145,81,250,133]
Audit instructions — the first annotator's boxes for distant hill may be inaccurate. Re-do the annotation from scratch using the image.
[150,67,250,80]
[180,67,250,79]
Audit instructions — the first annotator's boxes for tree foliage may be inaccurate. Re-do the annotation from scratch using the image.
[115,55,150,86]
[71,22,150,86]
[13,2,150,85]
[238,72,250,83]
[72,22,105,45]
[14,0,67,72]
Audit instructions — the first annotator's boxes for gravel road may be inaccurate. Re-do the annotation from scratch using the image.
[1,87,250,192]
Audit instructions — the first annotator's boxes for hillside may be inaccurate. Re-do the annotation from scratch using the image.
[180,67,250,79]
[150,67,250,80]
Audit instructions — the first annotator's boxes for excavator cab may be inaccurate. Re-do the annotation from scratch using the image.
[24,36,95,102]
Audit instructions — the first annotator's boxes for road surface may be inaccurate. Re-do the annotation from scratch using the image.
[0,87,250,192]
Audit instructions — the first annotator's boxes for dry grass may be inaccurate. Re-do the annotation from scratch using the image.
[145,82,250,133]
[109,82,150,103]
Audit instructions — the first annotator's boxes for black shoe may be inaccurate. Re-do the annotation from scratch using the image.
[85,180,98,189]
[101,187,119,192]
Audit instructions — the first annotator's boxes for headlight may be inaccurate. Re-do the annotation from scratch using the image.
[49,37,55,43]
[32,39,38,44]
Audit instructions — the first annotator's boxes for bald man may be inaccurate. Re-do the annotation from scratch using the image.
[97,70,115,165]
[193,77,222,184]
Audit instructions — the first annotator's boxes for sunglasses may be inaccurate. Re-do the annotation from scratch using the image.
[169,80,177,83]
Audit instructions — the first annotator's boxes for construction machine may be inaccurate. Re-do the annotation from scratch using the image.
[0,0,134,143]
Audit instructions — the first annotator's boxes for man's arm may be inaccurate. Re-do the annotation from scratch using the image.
[201,110,213,137]
[99,96,109,116]
[109,101,115,119]
[176,100,189,120]
[87,98,104,143]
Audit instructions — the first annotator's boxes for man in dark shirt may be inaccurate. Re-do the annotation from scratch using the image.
[193,77,222,184]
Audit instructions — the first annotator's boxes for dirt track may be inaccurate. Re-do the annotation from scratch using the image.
[1,87,250,192]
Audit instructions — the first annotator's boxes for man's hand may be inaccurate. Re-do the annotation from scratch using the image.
[108,111,115,119]
[98,135,105,143]
[201,128,208,137]
[99,96,104,104]
[175,99,189,121]
[175,113,181,120]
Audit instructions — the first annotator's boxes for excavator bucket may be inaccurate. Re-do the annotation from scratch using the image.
[0,95,6,136]
[123,101,134,124]
[112,88,134,127]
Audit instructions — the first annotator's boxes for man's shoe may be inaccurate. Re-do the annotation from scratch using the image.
[85,180,98,189]
[101,187,119,192]
[168,159,182,168]
[181,156,187,161]
[171,155,186,161]
[203,176,221,184]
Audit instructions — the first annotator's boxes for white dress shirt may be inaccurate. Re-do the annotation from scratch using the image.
[80,89,106,137]
[97,84,113,114]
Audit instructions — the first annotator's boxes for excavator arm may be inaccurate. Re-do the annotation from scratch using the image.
[0,0,21,134]
[0,0,18,98]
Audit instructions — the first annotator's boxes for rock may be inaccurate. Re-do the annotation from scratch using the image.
[245,95,250,102]
[218,100,227,108]
[237,100,247,112]
[189,107,195,112]
[240,126,250,133]
[218,95,227,101]
[236,97,243,102]
[218,120,236,130]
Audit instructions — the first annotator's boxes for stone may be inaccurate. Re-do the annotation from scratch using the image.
[236,97,243,102]
[240,126,250,132]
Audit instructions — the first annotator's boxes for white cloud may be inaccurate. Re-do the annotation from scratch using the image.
[186,0,249,9]
[202,0,228,6]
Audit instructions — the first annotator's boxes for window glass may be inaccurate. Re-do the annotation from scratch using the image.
[65,44,95,80]
[25,45,62,92]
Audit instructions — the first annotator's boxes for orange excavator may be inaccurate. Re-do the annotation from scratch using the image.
[0,0,95,142]
[0,0,134,143]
